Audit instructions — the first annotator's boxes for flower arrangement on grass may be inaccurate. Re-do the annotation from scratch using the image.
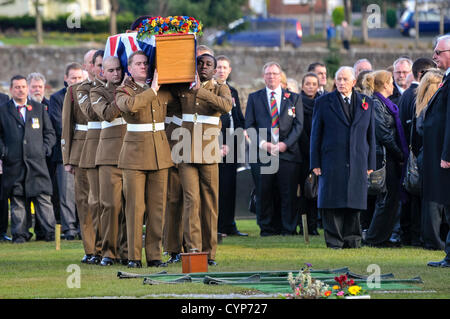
[136,16,203,40]
[332,274,366,298]
[284,263,331,299]
[283,264,367,299]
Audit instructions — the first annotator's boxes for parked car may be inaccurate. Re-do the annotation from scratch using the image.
[213,17,303,48]
[399,10,450,37]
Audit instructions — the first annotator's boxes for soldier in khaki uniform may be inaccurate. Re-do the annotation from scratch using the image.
[163,93,184,264]
[115,51,175,268]
[77,50,105,265]
[62,50,96,263]
[90,56,128,266]
[174,54,232,265]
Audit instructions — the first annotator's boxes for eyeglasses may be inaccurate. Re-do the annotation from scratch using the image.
[434,49,450,56]
[394,71,410,75]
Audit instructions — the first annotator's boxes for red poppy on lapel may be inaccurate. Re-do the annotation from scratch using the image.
[284,92,291,99]
[26,105,32,111]
[439,82,443,88]
[361,97,368,110]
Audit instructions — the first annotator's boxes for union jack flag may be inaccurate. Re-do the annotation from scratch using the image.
[103,32,156,78]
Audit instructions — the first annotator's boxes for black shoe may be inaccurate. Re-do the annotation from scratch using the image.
[81,254,93,263]
[167,253,181,264]
[227,231,248,237]
[427,259,450,268]
[12,237,26,244]
[100,257,114,266]
[127,260,142,268]
[65,234,75,241]
[115,258,129,266]
[0,233,11,241]
[87,255,101,265]
[45,234,55,242]
[208,259,217,266]
[147,260,167,267]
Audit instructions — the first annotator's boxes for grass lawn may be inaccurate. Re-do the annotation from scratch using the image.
[0,219,448,299]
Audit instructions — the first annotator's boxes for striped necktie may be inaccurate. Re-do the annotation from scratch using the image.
[17,105,25,121]
[270,91,279,137]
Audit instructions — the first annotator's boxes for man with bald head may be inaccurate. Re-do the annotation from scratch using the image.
[424,35,450,268]
[310,66,376,249]
[90,56,127,266]
[353,59,372,78]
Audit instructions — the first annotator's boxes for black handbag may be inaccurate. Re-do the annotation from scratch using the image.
[304,171,318,199]
[403,114,421,195]
[368,146,386,195]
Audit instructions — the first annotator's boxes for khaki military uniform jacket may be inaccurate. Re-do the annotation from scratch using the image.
[115,77,174,171]
[77,78,105,168]
[90,81,126,166]
[61,82,88,166]
[174,79,232,164]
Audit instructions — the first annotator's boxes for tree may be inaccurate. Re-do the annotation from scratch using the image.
[109,0,119,35]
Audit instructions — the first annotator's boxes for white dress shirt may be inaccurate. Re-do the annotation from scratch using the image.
[13,99,27,122]
[260,85,282,147]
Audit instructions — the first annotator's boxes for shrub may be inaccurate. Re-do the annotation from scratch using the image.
[386,8,397,29]
[332,6,345,26]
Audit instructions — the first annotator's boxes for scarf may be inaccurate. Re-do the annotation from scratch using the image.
[301,91,315,116]
[374,92,409,161]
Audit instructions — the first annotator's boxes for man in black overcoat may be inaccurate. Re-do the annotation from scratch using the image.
[310,66,376,249]
[245,62,303,236]
[424,35,450,268]
[215,56,247,236]
[0,92,10,241]
[0,75,56,243]
[398,57,436,246]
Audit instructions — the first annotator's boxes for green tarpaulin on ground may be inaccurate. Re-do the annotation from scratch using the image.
[117,267,423,294]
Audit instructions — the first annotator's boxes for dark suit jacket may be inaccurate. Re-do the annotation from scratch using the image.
[0,99,56,198]
[399,83,420,156]
[220,84,245,163]
[245,87,303,163]
[310,90,376,210]
[422,73,450,205]
[388,83,402,105]
[48,85,67,163]
[0,93,8,105]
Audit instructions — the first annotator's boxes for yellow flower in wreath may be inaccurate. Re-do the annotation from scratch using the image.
[151,19,157,27]
[348,285,362,295]
[171,19,179,26]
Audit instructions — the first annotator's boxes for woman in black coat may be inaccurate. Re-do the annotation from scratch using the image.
[416,69,448,250]
[298,72,320,235]
[363,70,409,247]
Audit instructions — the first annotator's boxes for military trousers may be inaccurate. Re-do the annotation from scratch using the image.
[99,165,127,260]
[163,165,184,254]
[123,168,168,262]
[74,166,96,255]
[179,163,218,260]
[86,167,102,256]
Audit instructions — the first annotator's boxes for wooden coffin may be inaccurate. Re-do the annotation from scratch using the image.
[155,33,196,84]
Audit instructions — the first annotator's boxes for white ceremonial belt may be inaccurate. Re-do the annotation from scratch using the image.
[87,121,102,130]
[172,115,183,126]
[75,124,88,131]
[127,122,165,132]
[182,113,219,125]
[101,117,127,129]
[165,116,172,124]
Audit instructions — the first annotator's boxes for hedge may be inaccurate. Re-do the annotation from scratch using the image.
[0,14,135,34]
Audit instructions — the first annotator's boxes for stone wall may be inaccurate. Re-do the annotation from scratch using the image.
[0,45,432,111]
